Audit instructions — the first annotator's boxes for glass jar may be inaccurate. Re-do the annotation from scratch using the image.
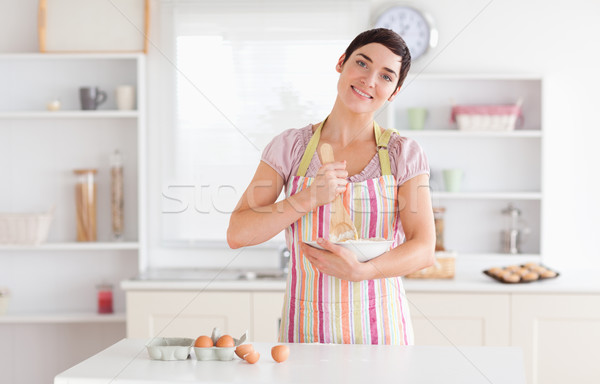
[96,284,114,314]
[110,150,124,240]
[74,169,97,242]
[433,207,446,251]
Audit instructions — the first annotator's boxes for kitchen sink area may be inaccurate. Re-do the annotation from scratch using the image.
[134,268,287,282]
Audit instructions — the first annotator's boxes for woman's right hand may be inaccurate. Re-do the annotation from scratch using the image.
[308,161,348,207]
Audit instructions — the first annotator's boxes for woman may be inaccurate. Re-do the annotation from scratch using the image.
[227,28,435,345]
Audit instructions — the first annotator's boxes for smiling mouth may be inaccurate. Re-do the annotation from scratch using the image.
[351,86,372,99]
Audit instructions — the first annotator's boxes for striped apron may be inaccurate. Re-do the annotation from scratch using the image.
[278,120,414,345]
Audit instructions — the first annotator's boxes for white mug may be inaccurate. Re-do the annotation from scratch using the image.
[115,85,136,110]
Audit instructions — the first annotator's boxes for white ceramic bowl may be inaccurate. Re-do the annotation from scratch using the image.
[304,239,394,262]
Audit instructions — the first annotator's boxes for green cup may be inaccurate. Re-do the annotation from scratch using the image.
[443,169,463,192]
[407,107,428,130]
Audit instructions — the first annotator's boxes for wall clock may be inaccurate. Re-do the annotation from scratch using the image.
[373,5,438,60]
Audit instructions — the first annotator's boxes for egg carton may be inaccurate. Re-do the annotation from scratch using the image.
[194,327,247,361]
[146,337,194,361]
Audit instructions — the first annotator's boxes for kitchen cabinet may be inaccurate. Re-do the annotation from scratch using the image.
[123,280,600,383]
[385,74,543,259]
[126,291,252,339]
[408,292,510,346]
[408,291,600,384]
[126,290,285,342]
[0,53,146,384]
[511,294,600,384]
[252,291,285,342]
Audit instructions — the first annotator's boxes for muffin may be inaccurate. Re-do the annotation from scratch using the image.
[540,269,557,278]
[502,272,521,283]
[521,272,540,282]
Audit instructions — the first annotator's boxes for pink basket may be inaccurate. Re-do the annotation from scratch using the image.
[451,100,523,131]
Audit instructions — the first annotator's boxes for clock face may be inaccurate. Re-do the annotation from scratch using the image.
[374,6,434,60]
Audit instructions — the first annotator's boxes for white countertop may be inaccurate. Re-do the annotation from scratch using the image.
[54,339,526,384]
[121,264,600,294]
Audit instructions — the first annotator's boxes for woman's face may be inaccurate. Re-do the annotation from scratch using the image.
[336,43,403,115]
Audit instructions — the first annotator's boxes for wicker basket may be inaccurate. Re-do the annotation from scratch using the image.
[0,207,54,245]
[405,251,456,279]
[451,99,523,132]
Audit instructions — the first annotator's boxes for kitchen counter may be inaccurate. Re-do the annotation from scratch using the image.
[54,339,526,384]
[121,262,600,294]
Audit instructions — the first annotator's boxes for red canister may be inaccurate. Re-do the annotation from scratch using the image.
[97,284,114,314]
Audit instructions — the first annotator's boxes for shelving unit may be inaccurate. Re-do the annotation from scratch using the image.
[0,53,146,321]
[386,74,543,258]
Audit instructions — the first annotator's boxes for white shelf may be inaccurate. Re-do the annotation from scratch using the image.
[432,191,542,200]
[0,52,144,60]
[405,72,543,81]
[399,130,542,138]
[0,242,139,251]
[0,110,139,119]
[454,253,541,258]
[0,312,126,324]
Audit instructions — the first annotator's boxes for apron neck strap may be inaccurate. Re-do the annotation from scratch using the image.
[295,118,395,177]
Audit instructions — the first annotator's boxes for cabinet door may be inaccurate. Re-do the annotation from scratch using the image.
[408,293,510,346]
[511,294,600,384]
[252,292,285,342]
[126,291,251,338]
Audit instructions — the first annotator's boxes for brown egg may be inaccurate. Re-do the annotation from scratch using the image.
[271,345,290,363]
[216,334,235,348]
[194,335,213,348]
[235,344,254,358]
[244,351,260,364]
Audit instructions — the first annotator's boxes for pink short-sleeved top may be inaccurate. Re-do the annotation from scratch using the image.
[261,124,430,185]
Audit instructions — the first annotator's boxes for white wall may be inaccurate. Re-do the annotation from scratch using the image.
[370,0,600,270]
[2,0,599,271]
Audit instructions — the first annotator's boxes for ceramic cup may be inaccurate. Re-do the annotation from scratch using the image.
[407,107,428,130]
[115,85,136,110]
[443,169,463,192]
[79,87,107,110]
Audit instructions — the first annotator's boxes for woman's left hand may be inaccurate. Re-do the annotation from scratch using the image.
[301,238,366,282]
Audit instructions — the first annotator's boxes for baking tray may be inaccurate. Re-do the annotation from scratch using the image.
[483,264,560,284]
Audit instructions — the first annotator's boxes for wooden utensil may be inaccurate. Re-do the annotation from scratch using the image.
[319,143,358,242]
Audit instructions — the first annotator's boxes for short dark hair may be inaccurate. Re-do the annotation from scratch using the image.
[342,28,411,93]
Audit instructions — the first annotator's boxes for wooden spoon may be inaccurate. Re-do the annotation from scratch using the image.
[319,143,358,242]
